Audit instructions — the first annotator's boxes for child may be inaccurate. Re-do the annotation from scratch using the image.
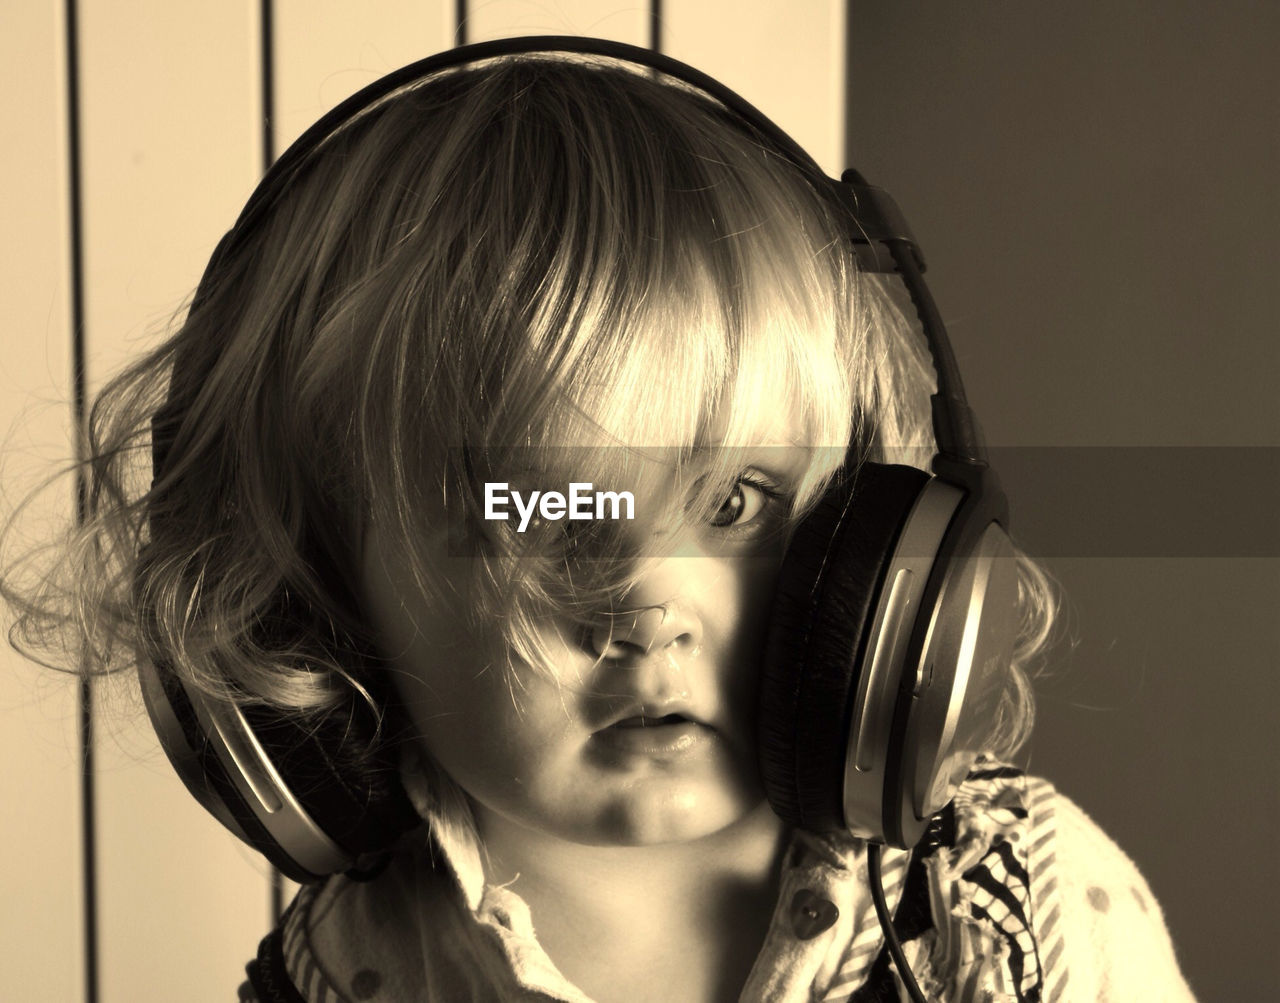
[5,39,1195,1002]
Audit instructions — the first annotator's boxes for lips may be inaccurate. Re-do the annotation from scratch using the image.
[611,713,694,729]
[590,707,714,758]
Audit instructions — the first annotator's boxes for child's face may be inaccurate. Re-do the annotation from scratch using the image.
[360,411,823,847]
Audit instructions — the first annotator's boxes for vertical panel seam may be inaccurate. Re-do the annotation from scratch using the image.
[63,0,96,1000]
[843,0,855,169]
[455,0,467,47]
[260,0,286,929]
[261,0,275,169]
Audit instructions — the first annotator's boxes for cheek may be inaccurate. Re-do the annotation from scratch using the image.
[359,535,545,793]
[411,669,558,804]
[699,554,788,731]
[376,602,577,795]
[718,549,785,633]
[377,607,595,822]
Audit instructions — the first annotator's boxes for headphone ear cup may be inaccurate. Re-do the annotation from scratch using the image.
[139,657,281,861]
[240,697,420,868]
[758,463,930,832]
[139,656,419,882]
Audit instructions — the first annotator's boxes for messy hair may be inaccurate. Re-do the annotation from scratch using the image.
[2,55,1055,766]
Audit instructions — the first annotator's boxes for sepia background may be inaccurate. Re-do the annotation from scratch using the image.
[2,1,1274,1000]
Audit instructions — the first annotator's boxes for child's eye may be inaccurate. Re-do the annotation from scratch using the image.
[708,475,787,530]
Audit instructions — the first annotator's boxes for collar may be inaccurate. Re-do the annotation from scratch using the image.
[291,754,1039,1002]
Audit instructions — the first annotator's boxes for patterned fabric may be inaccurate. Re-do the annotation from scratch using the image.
[1024,778,1067,1002]
[241,897,308,1003]
[820,846,911,999]
[242,887,340,1003]
[815,764,1049,1002]
[238,763,1066,1002]
[942,764,1042,1001]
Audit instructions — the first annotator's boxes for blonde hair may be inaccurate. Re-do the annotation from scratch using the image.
[3,55,1055,768]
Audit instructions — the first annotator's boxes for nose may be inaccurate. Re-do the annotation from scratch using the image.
[589,600,702,660]
[586,550,705,660]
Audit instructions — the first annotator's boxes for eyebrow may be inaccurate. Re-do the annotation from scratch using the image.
[689,442,814,473]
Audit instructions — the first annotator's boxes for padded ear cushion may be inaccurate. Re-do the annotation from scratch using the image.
[758,462,930,832]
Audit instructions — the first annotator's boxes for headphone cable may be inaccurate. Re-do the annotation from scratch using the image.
[866,842,930,1003]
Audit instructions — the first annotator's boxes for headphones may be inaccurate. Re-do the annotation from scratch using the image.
[138,36,1020,886]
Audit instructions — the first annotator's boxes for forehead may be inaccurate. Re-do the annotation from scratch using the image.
[557,305,842,442]
[497,300,853,516]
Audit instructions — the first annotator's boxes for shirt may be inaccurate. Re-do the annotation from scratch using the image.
[238,764,1197,1002]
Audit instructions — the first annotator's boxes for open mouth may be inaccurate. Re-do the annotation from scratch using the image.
[592,712,712,759]
[611,713,692,729]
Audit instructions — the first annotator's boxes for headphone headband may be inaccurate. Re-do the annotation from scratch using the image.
[188,35,983,464]
[232,37,827,244]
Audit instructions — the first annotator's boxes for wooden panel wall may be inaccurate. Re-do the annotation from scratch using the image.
[0,2,845,1000]
[75,5,266,999]
[1,9,80,1003]
[1,3,80,997]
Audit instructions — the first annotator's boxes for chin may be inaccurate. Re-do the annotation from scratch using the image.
[580,782,767,846]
